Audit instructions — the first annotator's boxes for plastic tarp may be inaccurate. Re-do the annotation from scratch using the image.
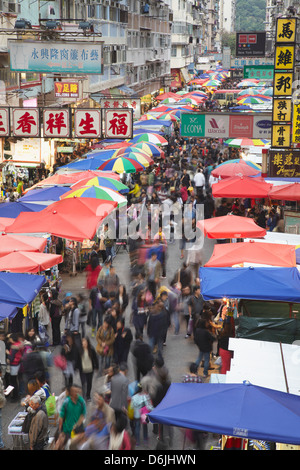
[148,382,300,444]
[199,267,300,302]
[236,317,300,344]
[0,272,46,307]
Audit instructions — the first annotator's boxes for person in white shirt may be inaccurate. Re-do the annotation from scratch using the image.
[193,169,206,197]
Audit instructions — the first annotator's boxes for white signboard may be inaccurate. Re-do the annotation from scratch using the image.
[204,114,230,138]
[12,108,40,138]
[104,108,133,139]
[43,109,71,138]
[74,109,102,138]
[253,114,272,139]
[0,108,10,136]
[101,98,141,120]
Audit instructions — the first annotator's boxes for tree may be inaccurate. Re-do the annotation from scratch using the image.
[221,31,236,55]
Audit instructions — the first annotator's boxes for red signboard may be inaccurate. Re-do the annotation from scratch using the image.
[54,82,79,98]
[229,115,254,138]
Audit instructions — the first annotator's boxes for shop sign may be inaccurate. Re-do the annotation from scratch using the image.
[12,108,40,138]
[103,108,133,139]
[0,108,10,137]
[54,82,80,98]
[74,109,102,138]
[43,109,71,138]
[100,98,141,120]
[269,149,300,177]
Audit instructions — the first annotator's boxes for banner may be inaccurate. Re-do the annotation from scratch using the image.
[180,113,271,139]
[269,149,300,178]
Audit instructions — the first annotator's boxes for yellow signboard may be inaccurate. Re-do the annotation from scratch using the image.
[275,45,295,70]
[271,124,291,148]
[276,18,297,43]
[292,103,300,144]
[274,72,293,96]
[272,98,292,122]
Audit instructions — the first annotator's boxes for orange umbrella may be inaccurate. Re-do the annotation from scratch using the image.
[197,214,266,239]
[0,233,47,257]
[205,241,296,267]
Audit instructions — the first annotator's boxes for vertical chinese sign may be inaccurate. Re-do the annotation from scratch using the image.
[271,17,297,149]
[103,108,133,140]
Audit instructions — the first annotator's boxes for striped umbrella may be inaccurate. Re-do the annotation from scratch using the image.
[61,185,127,207]
[113,149,154,167]
[129,133,168,146]
[238,97,266,105]
[157,112,180,121]
[202,79,222,87]
[224,139,270,148]
[214,158,261,171]
[70,176,129,193]
[130,142,164,158]
[98,156,146,173]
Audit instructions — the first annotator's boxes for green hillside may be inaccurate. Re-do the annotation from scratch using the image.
[235,0,266,31]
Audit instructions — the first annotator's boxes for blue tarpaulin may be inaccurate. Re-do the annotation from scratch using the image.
[199,266,300,302]
[0,272,46,308]
[148,382,300,444]
[0,302,18,321]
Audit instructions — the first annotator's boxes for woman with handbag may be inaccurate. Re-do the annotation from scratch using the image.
[130,383,153,446]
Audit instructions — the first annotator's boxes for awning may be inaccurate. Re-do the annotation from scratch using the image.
[118,85,136,96]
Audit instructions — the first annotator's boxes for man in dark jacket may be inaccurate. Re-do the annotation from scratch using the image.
[131,333,154,382]
[194,319,215,378]
[147,301,168,360]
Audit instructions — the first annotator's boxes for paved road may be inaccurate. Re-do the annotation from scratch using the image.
[2,237,220,451]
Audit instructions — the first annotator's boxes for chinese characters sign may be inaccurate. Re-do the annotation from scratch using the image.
[43,109,71,138]
[292,103,300,144]
[54,82,79,99]
[100,99,141,120]
[0,108,10,137]
[104,109,133,140]
[12,108,40,138]
[74,110,102,138]
[8,41,103,74]
[243,65,274,80]
[271,17,296,149]
[269,149,300,178]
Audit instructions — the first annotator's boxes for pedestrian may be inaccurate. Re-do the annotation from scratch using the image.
[145,250,161,299]
[60,332,81,387]
[132,289,150,337]
[89,283,108,337]
[58,384,86,440]
[130,382,153,446]
[91,391,115,427]
[96,317,115,375]
[6,333,24,401]
[116,284,129,315]
[109,362,129,415]
[147,300,168,359]
[194,319,216,378]
[218,317,235,375]
[77,293,88,338]
[85,251,101,290]
[109,411,132,450]
[113,318,133,365]
[28,395,49,450]
[79,337,98,401]
[131,333,154,382]
[188,285,204,331]
[38,293,51,343]
[182,362,202,383]
[49,288,63,347]
[64,297,81,351]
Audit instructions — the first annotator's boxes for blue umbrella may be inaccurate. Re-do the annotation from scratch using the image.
[0,302,18,321]
[0,201,45,218]
[148,382,300,444]
[0,272,46,307]
[57,155,112,172]
[19,186,71,204]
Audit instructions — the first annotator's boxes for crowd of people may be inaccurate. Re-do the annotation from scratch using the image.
[0,74,286,451]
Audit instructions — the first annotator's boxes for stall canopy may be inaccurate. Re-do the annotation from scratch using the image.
[199,266,300,302]
[211,160,261,179]
[197,214,266,239]
[5,198,117,242]
[0,201,45,218]
[0,272,46,307]
[148,382,300,445]
[0,302,18,321]
[205,241,296,268]
[0,251,63,274]
[268,182,300,201]
[0,233,47,257]
[19,186,71,205]
[211,176,272,199]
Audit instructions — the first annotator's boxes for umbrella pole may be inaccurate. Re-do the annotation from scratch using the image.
[280,342,289,393]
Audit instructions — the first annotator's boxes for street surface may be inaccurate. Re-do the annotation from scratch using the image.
[2,236,219,451]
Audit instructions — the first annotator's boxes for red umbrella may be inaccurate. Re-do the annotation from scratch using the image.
[156,92,181,102]
[0,217,15,231]
[0,251,63,273]
[0,233,47,257]
[6,198,117,242]
[197,214,266,239]
[268,183,300,201]
[212,160,261,179]
[212,176,273,199]
[205,241,296,267]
